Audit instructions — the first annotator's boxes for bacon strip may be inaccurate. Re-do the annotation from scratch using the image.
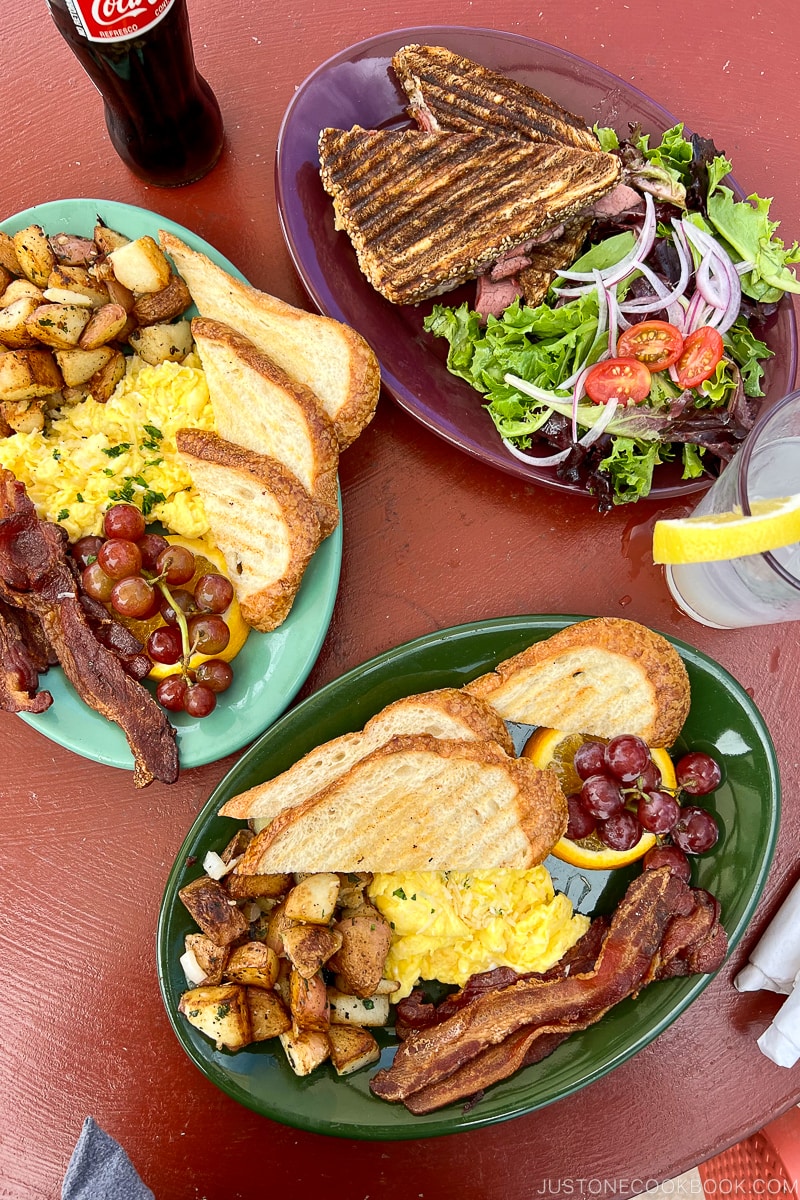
[0,471,178,787]
[0,599,52,713]
[370,869,694,1104]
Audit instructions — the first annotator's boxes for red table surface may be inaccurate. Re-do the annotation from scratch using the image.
[1,1,799,1197]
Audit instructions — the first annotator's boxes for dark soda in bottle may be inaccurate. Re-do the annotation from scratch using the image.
[45,0,224,187]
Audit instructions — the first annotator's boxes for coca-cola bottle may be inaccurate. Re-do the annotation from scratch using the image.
[45,0,224,187]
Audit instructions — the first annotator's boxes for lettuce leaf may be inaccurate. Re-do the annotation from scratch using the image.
[598,437,665,504]
[706,155,800,301]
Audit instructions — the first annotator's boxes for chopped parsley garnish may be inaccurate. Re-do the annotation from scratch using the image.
[392,887,407,901]
[141,488,166,516]
[52,448,61,461]
[140,424,164,451]
[76,493,84,503]
[362,999,375,1011]
[102,443,131,459]
[57,508,69,521]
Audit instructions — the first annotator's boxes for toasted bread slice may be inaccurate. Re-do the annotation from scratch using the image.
[219,687,514,821]
[159,231,380,448]
[464,617,690,747]
[191,317,340,539]
[234,735,567,874]
[176,429,322,632]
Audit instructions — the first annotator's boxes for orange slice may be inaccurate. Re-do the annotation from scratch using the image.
[122,534,250,680]
[523,727,677,870]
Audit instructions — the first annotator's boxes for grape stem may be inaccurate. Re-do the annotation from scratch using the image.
[147,572,195,677]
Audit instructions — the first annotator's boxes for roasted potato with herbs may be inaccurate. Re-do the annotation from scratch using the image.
[328,904,393,998]
[0,218,193,419]
[0,348,63,401]
[178,984,252,1051]
[177,865,393,1079]
[12,225,55,287]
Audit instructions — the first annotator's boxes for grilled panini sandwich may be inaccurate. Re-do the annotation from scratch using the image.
[318,126,620,305]
[392,43,601,153]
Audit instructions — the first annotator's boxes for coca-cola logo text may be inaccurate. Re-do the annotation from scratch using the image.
[91,0,160,28]
[64,0,174,41]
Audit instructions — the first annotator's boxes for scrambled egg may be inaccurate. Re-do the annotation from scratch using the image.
[368,868,590,1000]
[0,357,214,540]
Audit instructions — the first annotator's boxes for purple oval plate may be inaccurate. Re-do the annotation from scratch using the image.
[275,25,797,499]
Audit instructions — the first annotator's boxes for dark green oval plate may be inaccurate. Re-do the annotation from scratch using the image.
[156,615,780,1139]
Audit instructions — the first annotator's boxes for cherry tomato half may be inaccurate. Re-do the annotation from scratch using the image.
[617,320,684,372]
[675,325,725,389]
[584,357,652,405]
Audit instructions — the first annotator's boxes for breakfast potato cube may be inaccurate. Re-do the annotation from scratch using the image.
[0,397,48,434]
[262,899,298,957]
[105,276,135,313]
[84,349,125,403]
[0,232,22,277]
[178,983,252,1051]
[78,302,129,350]
[41,288,94,308]
[94,222,130,255]
[374,978,401,995]
[274,959,292,1007]
[12,225,55,287]
[49,232,99,267]
[328,904,393,999]
[247,988,291,1042]
[25,302,91,349]
[327,988,390,1028]
[327,1025,381,1076]
[220,828,254,864]
[54,346,115,388]
[109,235,171,293]
[289,969,330,1032]
[0,349,63,401]
[0,279,43,308]
[224,941,280,989]
[0,298,41,348]
[128,319,192,365]
[178,875,250,947]
[184,932,229,986]
[279,1028,330,1077]
[283,924,343,979]
[284,873,340,925]
[46,266,108,308]
[337,872,374,910]
[0,266,13,296]
[132,273,192,326]
[226,872,293,901]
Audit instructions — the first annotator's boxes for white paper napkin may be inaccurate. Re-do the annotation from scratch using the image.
[757,976,800,1067]
[734,877,800,995]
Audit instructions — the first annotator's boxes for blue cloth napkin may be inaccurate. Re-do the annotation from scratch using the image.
[62,1117,154,1200]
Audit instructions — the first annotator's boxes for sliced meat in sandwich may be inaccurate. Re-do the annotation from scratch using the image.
[318,126,620,305]
[392,43,602,153]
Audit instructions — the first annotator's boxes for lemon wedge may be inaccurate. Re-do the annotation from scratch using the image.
[653,495,800,565]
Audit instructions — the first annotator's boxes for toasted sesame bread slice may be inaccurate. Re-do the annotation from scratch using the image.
[234,735,567,874]
[191,317,340,539]
[464,617,690,747]
[176,429,322,633]
[160,231,380,449]
[219,687,514,821]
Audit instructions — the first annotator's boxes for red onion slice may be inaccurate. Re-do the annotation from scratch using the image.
[577,396,619,446]
[501,437,571,467]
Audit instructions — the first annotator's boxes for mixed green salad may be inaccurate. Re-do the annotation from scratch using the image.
[424,123,800,508]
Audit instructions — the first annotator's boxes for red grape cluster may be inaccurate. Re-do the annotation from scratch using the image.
[72,504,236,718]
[566,735,722,880]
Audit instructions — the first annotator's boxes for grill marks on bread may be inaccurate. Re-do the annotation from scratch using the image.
[234,735,568,875]
[391,43,601,153]
[319,127,620,305]
[465,617,690,747]
[176,429,322,633]
[219,687,514,821]
[191,318,340,539]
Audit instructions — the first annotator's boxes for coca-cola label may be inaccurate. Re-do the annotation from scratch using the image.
[63,0,175,41]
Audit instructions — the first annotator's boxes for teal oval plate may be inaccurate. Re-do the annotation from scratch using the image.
[2,198,342,772]
[157,616,779,1138]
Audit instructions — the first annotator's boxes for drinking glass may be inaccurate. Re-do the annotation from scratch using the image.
[664,389,800,628]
